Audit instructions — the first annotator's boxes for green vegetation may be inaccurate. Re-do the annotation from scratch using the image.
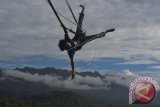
[0,91,90,107]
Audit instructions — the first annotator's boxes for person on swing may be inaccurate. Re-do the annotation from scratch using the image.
[58,5,115,79]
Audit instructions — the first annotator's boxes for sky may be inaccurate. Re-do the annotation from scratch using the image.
[0,0,160,76]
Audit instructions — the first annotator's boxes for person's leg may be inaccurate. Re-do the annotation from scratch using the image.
[81,28,115,45]
[74,5,85,40]
[77,5,85,30]
[82,32,106,44]
[105,28,115,34]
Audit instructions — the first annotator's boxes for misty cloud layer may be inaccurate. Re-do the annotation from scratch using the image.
[1,69,137,90]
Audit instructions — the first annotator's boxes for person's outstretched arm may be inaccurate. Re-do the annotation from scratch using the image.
[68,53,75,79]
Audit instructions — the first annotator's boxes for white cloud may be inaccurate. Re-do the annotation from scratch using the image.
[1,69,138,89]
[2,69,109,90]
[111,69,138,87]
[3,68,159,90]
[149,66,160,70]
[0,0,160,65]
[122,69,137,76]
[116,59,157,65]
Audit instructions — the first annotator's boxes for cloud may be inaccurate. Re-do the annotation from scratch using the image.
[1,69,138,90]
[149,66,160,70]
[122,69,137,76]
[4,68,160,90]
[116,59,157,65]
[0,0,160,66]
[2,69,108,90]
[135,71,160,80]
[102,69,138,87]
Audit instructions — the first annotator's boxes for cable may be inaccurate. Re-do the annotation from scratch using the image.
[52,0,86,32]
[56,11,77,26]
[65,0,78,24]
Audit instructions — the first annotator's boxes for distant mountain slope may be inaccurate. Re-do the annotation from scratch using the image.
[0,67,159,107]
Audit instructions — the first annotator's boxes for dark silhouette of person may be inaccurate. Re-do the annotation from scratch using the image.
[58,5,115,79]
